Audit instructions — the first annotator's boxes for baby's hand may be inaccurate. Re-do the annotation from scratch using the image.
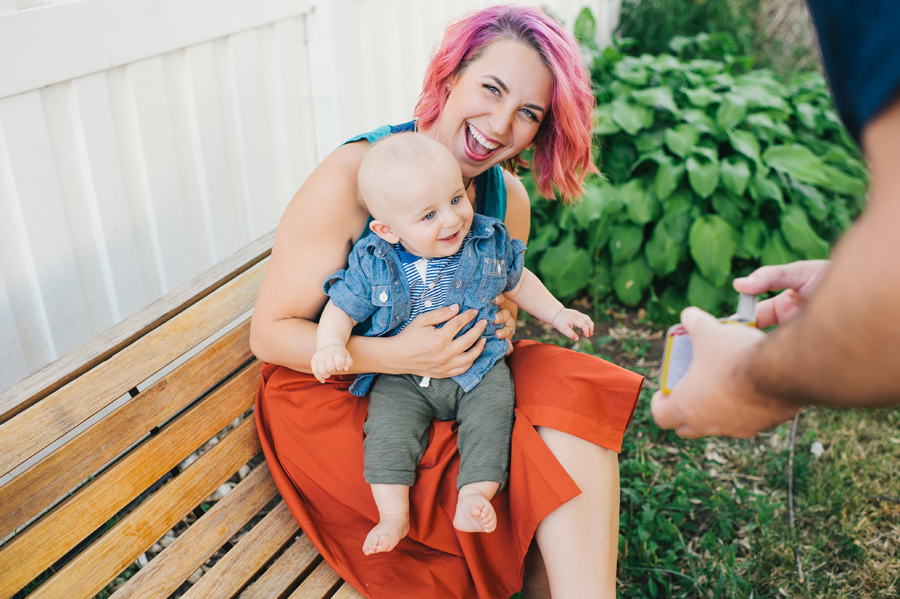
[551,309,594,341]
[311,345,353,383]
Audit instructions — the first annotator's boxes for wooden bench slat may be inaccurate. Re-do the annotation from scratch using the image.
[287,561,342,599]
[0,258,266,477]
[238,534,321,599]
[180,501,300,599]
[0,319,252,541]
[25,416,262,599]
[110,463,278,599]
[331,583,367,599]
[0,231,273,423]
[0,363,259,598]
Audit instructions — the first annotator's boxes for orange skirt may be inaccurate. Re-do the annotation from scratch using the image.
[255,340,643,599]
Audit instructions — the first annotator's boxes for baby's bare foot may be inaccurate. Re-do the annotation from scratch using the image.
[453,491,497,533]
[363,513,409,555]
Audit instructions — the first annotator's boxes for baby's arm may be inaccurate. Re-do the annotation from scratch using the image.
[311,300,358,383]
[504,269,594,341]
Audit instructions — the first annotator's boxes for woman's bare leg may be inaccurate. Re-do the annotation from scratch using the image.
[532,426,619,599]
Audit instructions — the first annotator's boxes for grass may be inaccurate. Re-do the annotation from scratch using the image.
[518,304,900,598]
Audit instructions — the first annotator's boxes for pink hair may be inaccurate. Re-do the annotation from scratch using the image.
[414,5,598,203]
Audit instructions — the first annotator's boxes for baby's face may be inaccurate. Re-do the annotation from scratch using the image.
[376,153,474,259]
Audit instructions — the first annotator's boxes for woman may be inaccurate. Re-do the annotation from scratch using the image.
[250,6,643,598]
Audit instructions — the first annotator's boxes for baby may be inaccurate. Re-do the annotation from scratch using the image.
[312,132,593,555]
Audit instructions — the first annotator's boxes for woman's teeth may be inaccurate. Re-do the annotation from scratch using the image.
[468,124,498,151]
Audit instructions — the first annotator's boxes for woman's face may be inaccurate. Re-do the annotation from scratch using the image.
[430,38,553,180]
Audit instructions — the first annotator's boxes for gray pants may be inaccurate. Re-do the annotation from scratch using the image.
[364,360,515,490]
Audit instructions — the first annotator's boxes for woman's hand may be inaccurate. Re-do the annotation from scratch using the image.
[734,260,830,328]
[386,305,488,378]
[493,295,516,355]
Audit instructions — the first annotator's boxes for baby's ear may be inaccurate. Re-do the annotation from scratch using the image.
[369,220,400,244]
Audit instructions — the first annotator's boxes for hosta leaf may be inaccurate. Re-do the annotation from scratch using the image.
[611,99,654,135]
[686,155,719,199]
[538,242,592,298]
[613,61,650,86]
[822,164,867,196]
[645,221,683,276]
[687,271,723,313]
[620,179,660,224]
[664,124,700,159]
[711,192,743,226]
[749,171,785,209]
[761,231,799,266]
[688,215,737,286]
[573,7,596,41]
[719,156,751,196]
[682,86,720,107]
[791,182,829,222]
[795,102,819,130]
[663,190,694,216]
[741,218,769,258]
[681,109,716,134]
[780,206,830,259]
[655,159,685,201]
[727,129,762,164]
[608,223,645,264]
[631,87,679,113]
[716,93,748,130]
[613,257,653,305]
[762,144,829,186]
[593,105,621,135]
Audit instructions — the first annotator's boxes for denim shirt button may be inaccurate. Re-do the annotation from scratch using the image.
[379,291,388,302]
[456,281,461,288]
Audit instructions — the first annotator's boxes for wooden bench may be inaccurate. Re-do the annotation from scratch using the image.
[0,233,364,599]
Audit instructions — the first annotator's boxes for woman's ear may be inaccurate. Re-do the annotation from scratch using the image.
[369,220,400,244]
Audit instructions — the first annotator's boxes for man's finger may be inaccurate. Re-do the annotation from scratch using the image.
[650,390,684,431]
[679,306,719,336]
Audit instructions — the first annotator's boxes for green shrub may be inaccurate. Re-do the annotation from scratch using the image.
[525,26,866,322]
[615,0,756,57]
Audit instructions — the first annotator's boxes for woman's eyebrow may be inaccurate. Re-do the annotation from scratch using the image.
[487,75,547,114]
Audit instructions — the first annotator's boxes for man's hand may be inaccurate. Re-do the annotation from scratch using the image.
[651,307,799,438]
[734,260,829,328]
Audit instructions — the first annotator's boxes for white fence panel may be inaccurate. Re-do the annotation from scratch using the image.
[0,0,328,390]
[0,0,619,392]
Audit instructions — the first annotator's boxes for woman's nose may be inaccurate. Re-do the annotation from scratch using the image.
[489,106,515,137]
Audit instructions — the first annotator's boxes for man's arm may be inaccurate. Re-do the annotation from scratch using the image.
[652,96,900,438]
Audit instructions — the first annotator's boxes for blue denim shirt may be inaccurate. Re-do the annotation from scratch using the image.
[324,213,526,396]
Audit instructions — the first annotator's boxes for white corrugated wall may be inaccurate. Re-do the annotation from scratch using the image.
[0,0,620,392]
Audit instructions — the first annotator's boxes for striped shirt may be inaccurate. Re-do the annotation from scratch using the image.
[395,233,471,331]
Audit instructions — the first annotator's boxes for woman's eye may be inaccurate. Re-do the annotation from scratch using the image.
[483,84,500,95]
[424,211,436,220]
[520,108,538,123]
[451,196,461,205]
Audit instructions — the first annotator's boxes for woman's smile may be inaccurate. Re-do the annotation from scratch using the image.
[465,123,501,160]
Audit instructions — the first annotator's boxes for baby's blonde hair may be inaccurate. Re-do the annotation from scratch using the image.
[357,132,457,219]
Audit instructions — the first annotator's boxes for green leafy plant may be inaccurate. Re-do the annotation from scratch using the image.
[526,25,867,322]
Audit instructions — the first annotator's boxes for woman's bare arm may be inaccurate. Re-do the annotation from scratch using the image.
[250,141,487,376]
